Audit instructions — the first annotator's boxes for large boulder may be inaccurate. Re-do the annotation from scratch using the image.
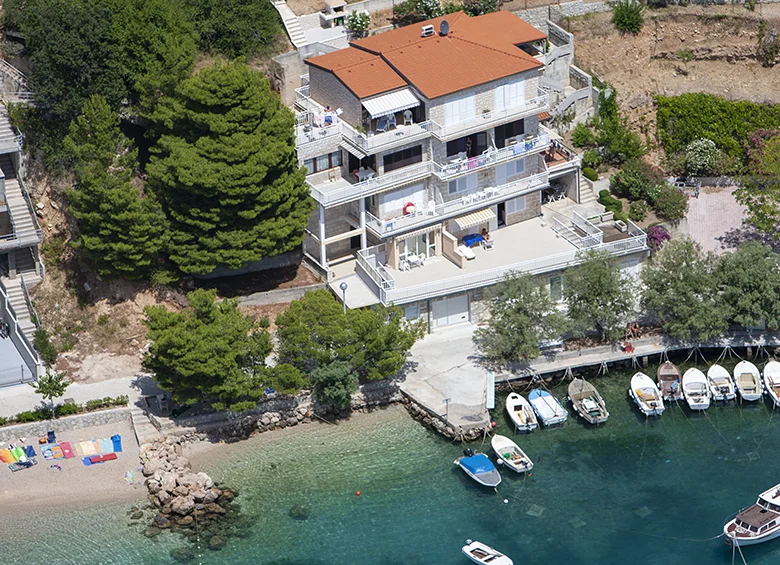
[142,459,163,477]
[191,490,206,503]
[204,503,226,515]
[177,473,199,488]
[157,490,172,505]
[160,473,178,493]
[173,485,190,497]
[146,480,161,494]
[203,488,221,504]
[196,472,214,489]
[171,496,195,516]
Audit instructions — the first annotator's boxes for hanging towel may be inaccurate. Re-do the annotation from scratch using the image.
[111,435,122,453]
[468,157,478,170]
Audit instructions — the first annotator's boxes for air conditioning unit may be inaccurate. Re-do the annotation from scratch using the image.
[421,25,435,37]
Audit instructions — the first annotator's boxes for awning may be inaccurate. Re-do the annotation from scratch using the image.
[396,224,440,241]
[362,88,420,118]
[453,208,495,231]
[539,111,551,121]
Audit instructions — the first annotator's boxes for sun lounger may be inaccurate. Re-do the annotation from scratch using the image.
[111,434,122,453]
[457,244,476,260]
[59,442,74,459]
[99,438,113,454]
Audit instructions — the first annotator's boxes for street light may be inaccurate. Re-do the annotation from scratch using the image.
[339,281,348,315]
[444,398,450,424]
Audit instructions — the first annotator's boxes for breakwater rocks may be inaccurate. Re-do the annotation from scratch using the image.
[140,436,240,553]
[403,398,486,441]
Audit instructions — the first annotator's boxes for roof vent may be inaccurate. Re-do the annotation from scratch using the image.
[421,24,435,37]
[440,20,449,36]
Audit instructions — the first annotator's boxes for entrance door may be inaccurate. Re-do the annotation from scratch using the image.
[497,202,506,227]
[432,294,470,328]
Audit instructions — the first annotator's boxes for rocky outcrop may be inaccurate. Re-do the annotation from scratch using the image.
[140,436,239,551]
[403,398,486,441]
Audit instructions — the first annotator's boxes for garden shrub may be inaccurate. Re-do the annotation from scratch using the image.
[582,148,602,169]
[746,129,780,175]
[582,167,598,181]
[0,416,8,426]
[392,0,444,26]
[647,225,671,250]
[598,189,627,222]
[463,0,497,16]
[56,402,80,416]
[684,138,719,176]
[112,395,129,406]
[571,123,597,148]
[654,185,688,221]
[597,117,645,165]
[757,20,780,68]
[610,158,666,201]
[34,328,58,365]
[345,11,370,37]
[85,399,105,411]
[611,0,644,34]
[629,200,647,222]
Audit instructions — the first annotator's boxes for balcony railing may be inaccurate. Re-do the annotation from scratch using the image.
[341,120,435,154]
[433,134,551,181]
[364,170,550,238]
[296,121,343,148]
[357,244,395,291]
[376,233,648,305]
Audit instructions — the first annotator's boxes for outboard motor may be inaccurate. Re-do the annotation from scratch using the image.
[463,448,474,457]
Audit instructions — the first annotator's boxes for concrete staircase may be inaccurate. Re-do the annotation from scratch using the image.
[4,178,40,247]
[271,1,307,48]
[130,406,162,446]
[580,176,599,205]
[1,275,36,341]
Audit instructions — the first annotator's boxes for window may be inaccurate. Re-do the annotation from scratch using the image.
[446,133,488,158]
[496,158,525,185]
[495,119,525,148]
[505,195,526,214]
[549,275,563,302]
[404,304,420,321]
[494,77,525,111]
[443,93,475,126]
[304,151,343,174]
[448,173,477,195]
[383,145,423,172]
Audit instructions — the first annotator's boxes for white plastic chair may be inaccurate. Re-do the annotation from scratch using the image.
[403,110,413,126]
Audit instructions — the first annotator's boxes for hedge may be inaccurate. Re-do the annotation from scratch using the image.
[0,395,129,428]
[656,93,780,165]
[582,167,599,181]
[598,189,628,223]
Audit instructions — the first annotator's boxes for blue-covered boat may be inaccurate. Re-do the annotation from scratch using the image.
[528,389,567,426]
[454,449,501,487]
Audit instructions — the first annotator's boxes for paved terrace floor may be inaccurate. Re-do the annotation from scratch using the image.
[0,335,29,387]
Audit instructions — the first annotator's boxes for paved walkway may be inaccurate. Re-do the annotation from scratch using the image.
[400,324,490,431]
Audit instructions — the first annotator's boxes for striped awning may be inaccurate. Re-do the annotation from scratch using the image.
[453,208,495,231]
[539,111,551,121]
[362,88,420,118]
[396,224,440,241]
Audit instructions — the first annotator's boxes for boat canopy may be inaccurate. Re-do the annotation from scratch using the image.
[461,454,494,475]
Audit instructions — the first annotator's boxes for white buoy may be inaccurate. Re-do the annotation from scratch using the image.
[503,499,509,504]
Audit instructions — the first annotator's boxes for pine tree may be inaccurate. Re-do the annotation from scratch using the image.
[64,95,167,279]
[146,59,311,275]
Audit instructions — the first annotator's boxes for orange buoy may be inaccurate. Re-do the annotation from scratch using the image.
[356,491,361,496]
[491,421,497,427]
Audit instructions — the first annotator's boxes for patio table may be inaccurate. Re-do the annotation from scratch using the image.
[462,233,483,247]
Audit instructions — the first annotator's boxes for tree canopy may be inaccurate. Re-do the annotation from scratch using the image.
[717,242,780,330]
[640,238,727,342]
[143,288,272,412]
[29,370,71,419]
[473,272,566,364]
[147,60,311,275]
[564,250,635,341]
[64,95,167,279]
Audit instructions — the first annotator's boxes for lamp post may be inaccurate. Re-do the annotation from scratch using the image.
[339,281,348,315]
[444,398,450,424]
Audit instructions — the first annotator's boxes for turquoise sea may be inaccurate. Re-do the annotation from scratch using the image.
[6,359,780,565]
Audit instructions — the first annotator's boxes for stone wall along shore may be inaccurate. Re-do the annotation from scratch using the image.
[403,398,488,442]
[0,407,131,443]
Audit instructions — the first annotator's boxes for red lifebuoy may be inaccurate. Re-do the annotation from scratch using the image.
[403,202,416,215]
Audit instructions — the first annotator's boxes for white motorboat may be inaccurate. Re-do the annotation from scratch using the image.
[491,434,533,474]
[682,368,710,410]
[724,483,780,546]
[505,392,538,432]
[707,364,737,401]
[657,361,683,402]
[462,540,513,565]
[527,389,567,426]
[763,360,780,407]
[567,378,609,424]
[454,450,501,487]
[629,372,665,417]
[734,361,762,402]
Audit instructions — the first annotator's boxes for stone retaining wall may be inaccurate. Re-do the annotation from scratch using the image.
[0,407,131,443]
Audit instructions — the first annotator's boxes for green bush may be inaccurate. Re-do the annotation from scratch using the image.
[684,138,719,176]
[571,123,597,148]
[345,11,370,36]
[582,148,602,169]
[34,328,58,365]
[258,315,271,329]
[56,402,81,416]
[628,200,648,222]
[97,313,110,326]
[0,416,8,426]
[610,158,666,201]
[597,117,645,165]
[463,0,498,16]
[15,408,49,423]
[654,185,688,221]
[611,0,644,34]
[112,395,129,406]
[85,399,105,411]
[582,167,599,181]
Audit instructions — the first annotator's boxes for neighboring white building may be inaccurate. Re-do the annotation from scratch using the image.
[294,11,647,331]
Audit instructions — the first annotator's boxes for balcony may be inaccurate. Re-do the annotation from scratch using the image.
[340,120,434,157]
[364,170,549,238]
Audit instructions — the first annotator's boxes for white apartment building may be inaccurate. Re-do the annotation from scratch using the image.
[295,11,648,331]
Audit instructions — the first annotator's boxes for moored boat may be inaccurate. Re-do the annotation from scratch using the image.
[567,378,609,424]
[505,392,538,432]
[724,483,780,546]
[454,450,501,487]
[734,360,762,402]
[682,368,710,410]
[707,364,737,402]
[657,361,683,402]
[462,540,513,565]
[763,360,780,407]
[527,389,567,426]
[490,434,533,474]
[629,372,665,417]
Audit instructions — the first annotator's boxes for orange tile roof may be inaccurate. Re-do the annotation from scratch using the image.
[539,111,551,120]
[306,11,546,100]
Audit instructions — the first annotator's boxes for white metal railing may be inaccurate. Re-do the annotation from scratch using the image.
[341,120,435,153]
[550,217,581,247]
[308,160,434,207]
[356,244,395,290]
[381,233,648,304]
[0,277,42,379]
[433,134,550,180]
[572,211,602,240]
[364,170,550,237]
[20,273,40,328]
[296,121,342,147]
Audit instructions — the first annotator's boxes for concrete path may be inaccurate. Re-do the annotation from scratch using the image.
[401,324,490,431]
[271,0,307,48]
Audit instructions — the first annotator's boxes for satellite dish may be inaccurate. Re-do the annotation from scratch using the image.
[440,20,449,36]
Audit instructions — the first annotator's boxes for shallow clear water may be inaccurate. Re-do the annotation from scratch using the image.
[7,358,780,565]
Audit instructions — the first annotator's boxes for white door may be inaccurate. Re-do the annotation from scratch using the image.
[432,294,470,328]
[443,94,475,127]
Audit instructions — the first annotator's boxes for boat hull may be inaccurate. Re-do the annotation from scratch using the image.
[724,522,780,547]
[491,435,533,474]
[528,390,568,427]
[505,394,538,432]
[629,387,665,416]
[454,457,502,488]
[738,390,762,402]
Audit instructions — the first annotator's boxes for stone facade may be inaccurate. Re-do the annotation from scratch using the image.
[0,407,131,443]
[308,66,362,126]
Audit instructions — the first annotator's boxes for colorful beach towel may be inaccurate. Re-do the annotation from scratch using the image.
[89,453,117,464]
[10,446,25,462]
[111,434,122,453]
[23,445,36,458]
[79,441,97,457]
[92,440,102,454]
[0,449,13,464]
[9,458,36,472]
[41,445,55,460]
[99,438,113,454]
[60,442,74,459]
[81,457,93,467]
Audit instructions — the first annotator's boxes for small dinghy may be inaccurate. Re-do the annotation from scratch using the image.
[454,449,501,488]
[657,361,683,402]
[763,360,780,407]
[462,540,513,565]
[734,360,762,402]
[707,364,737,401]
[491,434,533,474]
[682,368,710,410]
[567,378,609,424]
[505,392,538,432]
[629,372,665,416]
[527,389,567,426]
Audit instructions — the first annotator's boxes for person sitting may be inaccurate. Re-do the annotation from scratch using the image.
[481,228,491,240]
